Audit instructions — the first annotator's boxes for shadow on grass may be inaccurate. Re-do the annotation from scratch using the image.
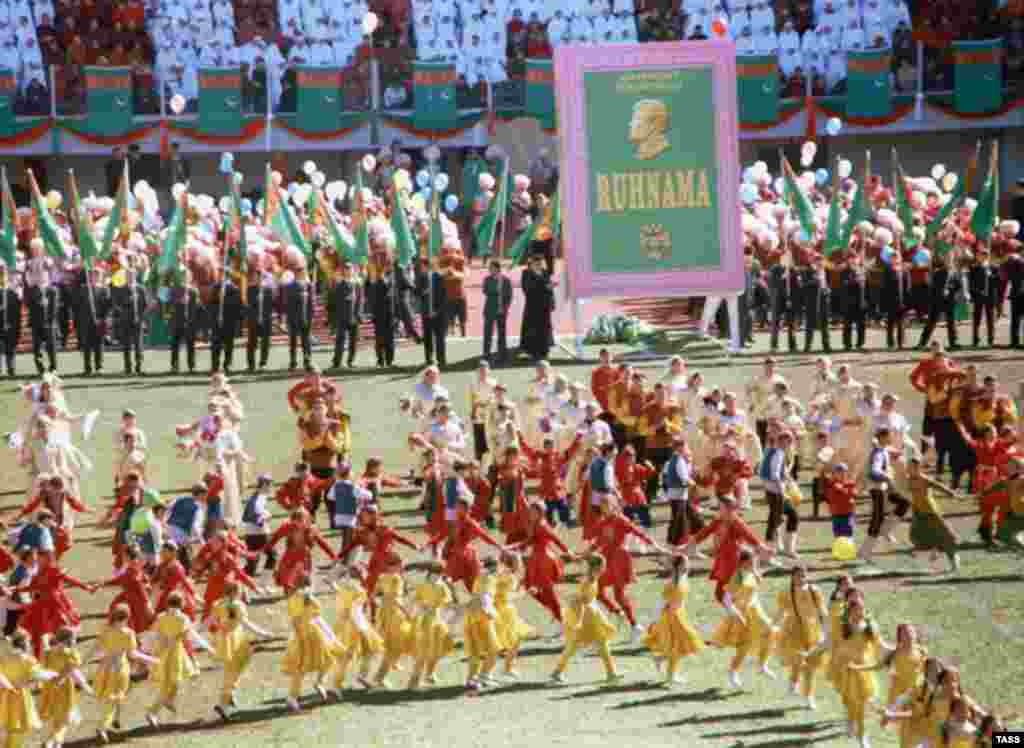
[903,573,1024,586]
[660,706,800,728]
[702,719,843,739]
[721,733,847,748]
[611,686,743,710]
[551,681,667,700]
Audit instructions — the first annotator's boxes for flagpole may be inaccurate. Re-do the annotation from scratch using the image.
[427,156,437,320]
[218,175,231,329]
[496,156,510,261]
[68,169,98,326]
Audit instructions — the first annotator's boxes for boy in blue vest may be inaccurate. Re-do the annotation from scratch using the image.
[14,511,56,556]
[242,473,278,579]
[131,488,167,569]
[662,437,705,551]
[330,463,373,551]
[2,548,37,636]
[165,482,207,572]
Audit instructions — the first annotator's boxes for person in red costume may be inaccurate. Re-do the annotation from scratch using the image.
[336,505,419,607]
[465,461,494,527]
[517,430,582,527]
[576,445,599,542]
[590,348,617,415]
[429,496,505,599]
[577,496,666,640]
[152,542,198,620]
[698,442,755,506]
[615,446,657,529]
[909,343,959,456]
[956,422,1018,544]
[494,446,530,544]
[18,475,89,558]
[192,530,258,623]
[99,544,153,634]
[274,463,331,512]
[508,501,571,625]
[16,551,98,656]
[287,367,340,415]
[683,496,776,603]
[268,508,337,593]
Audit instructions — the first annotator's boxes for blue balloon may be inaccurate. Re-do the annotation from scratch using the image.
[913,248,931,267]
[157,286,170,304]
[219,152,234,175]
[421,186,432,201]
[880,246,895,265]
[740,183,758,205]
[434,172,450,192]
[416,170,431,189]
[240,198,253,217]
[774,177,785,194]
[815,168,829,186]
[825,117,842,136]
[444,194,459,213]
[742,166,754,184]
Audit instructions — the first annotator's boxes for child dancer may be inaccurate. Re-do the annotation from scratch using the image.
[517,431,582,527]
[283,579,347,709]
[371,567,414,688]
[90,605,158,744]
[825,463,857,542]
[466,461,494,529]
[850,623,925,713]
[776,566,827,708]
[407,564,455,690]
[39,627,92,748]
[509,501,570,627]
[643,556,704,688]
[0,628,59,748]
[210,582,273,721]
[710,549,778,688]
[330,569,383,696]
[464,557,502,691]
[881,657,944,748]
[430,494,505,599]
[494,552,533,678]
[269,508,337,594]
[818,595,881,748]
[905,457,963,573]
[146,593,213,727]
[615,446,656,529]
[550,555,621,685]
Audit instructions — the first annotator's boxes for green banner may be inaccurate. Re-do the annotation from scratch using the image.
[84,66,134,136]
[295,66,343,132]
[198,67,244,135]
[0,69,14,132]
[413,62,457,131]
[736,56,778,125]
[584,68,719,273]
[954,40,1003,114]
[525,59,556,129]
[846,50,892,118]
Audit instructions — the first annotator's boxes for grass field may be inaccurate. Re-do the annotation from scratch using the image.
[1,333,1023,748]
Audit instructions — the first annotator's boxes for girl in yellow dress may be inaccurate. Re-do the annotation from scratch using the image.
[825,576,855,687]
[550,555,621,685]
[925,666,984,747]
[776,566,828,708]
[407,565,455,690]
[881,657,944,748]
[464,557,503,691]
[711,550,779,689]
[282,579,346,710]
[146,593,213,727]
[643,556,704,688]
[0,628,59,748]
[831,596,881,748]
[210,582,274,721]
[495,552,533,678]
[850,623,925,710]
[89,605,158,744]
[330,568,383,696]
[941,698,979,748]
[371,569,414,688]
[39,627,92,748]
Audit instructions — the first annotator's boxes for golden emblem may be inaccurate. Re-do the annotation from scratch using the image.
[628,99,671,161]
[640,223,672,261]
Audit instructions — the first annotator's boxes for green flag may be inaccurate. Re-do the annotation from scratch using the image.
[970,140,999,243]
[926,142,979,241]
[352,168,369,265]
[67,170,102,268]
[27,169,66,260]
[781,154,815,239]
[101,160,129,261]
[229,179,248,276]
[475,160,509,257]
[390,180,416,267]
[841,151,873,249]
[823,159,842,256]
[892,149,918,249]
[0,167,17,269]
[158,188,188,278]
[270,194,311,258]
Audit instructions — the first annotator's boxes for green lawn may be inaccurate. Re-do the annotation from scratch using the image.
[1,334,1022,748]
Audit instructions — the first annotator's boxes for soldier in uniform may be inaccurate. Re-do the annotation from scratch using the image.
[246,264,274,372]
[416,255,449,368]
[369,258,397,367]
[76,266,110,376]
[0,263,22,376]
[112,265,148,376]
[24,240,60,374]
[917,254,964,351]
[768,261,800,352]
[840,254,868,351]
[210,273,243,374]
[969,248,999,348]
[169,269,201,374]
[331,259,363,369]
[284,263,315,371]
[394,257,420,343]
[801,256,831,353]
[882,253,910,349]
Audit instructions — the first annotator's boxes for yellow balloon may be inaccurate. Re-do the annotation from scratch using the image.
[46,190,62,211]
[112,269,127,288]
[832,537,857,562]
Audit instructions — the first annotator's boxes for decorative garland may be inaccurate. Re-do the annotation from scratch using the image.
[276,113,369,141]
[0,117,54,147]
[380,111,485,139]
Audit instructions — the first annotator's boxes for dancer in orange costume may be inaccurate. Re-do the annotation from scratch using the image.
[429,493,505,598]
[508,501,570,625]
[493,446,530,544]
[336,505,418,607]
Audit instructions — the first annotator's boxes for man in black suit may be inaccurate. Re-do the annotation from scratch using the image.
[840,256,869,351]
[416,256,448,368]
[0,263,22,377]
[801,258,831,353]
[394,260,421,343]
[246,266,274,372]
[75,266,110,376]
[26,276,60,375]
[917,256,964,350]
[481,258,513,363]
[369,264,397,367]
[284,267,315,371]
[169,271,201,374]
[210,276,243,373]
[768,263,800,352]
[882,256,910,349]
[331,260,363,369]
[111,268,147,375]
[1006,250,1024,348]
[969,249,999,348]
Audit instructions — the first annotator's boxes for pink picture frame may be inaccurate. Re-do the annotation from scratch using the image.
[553,41,744,299]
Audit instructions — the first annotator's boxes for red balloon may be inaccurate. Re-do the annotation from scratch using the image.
[711,18,728,37]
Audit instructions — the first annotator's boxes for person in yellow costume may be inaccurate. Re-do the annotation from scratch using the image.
[941,698,980,748]
[711,550,779,689]
[643,555,704,688]
[464,557,503,691]
[407,565,455,690]
[210,582,274,722]
[330,569,382,697]
[282,579,346,709]
[776,566,827,708]
[905,457,964,573]
[146,593,213,727]
[89,605,158,745]
[494,552,533,678]
[550,555,622,685]
[849,623,925,720]
[0,628,59,748]
[818,596,880,748]
[39,627,92,748]
[823,576,855,687]
[880,657,944,748]
[371,570,414,688]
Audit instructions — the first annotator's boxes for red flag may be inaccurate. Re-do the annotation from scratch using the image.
[160,120,171,161]
[804,96,817,141]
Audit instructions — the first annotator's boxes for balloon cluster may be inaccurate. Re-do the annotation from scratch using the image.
[415,166,459,214]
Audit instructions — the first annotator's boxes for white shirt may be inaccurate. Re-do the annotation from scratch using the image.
[470,377,496,425]
[241,492,271,536]
[429,419,466,453]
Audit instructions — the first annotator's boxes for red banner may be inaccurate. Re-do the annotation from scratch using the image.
[200,72,243,89]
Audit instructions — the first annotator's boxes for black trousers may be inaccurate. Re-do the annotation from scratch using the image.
[804,294,831,351]
[972,301,995,346]
[29,310,57,374]
[422,314,447,366]
[79,321,103,373]
[483,313,508,360]
[868,488,910,537]
[843,306,866,350]
[288,323,312,368]
[333,322,359,365]
[170,325,196,371]
[244,533,278,576]
[918,301,958,347]
[395,295,420,341]
[0,327,15,374]
[247,318,271,370]
[373,314,396,365]
[447,297,467,333]
[885,306,905,349]
[766,491,800,542]
[57,285,73,346]
[770,294,799,351]
[211,321,238,371]
[473,423,488,461]
[1011,297,1024,347]
[667,499,704,545]
[120,320,144,372]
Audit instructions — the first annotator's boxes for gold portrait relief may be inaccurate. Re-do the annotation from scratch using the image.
[628,99,671,161]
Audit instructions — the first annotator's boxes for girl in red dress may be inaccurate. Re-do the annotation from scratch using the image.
[466,461,494,528]
[336,506,419,609]
[152,542,197,620]
[193,531,258,623]
[99,544,154,634]
[16,552,98,656]
[494,447,530,544]
[956,423,1017,543]
[615,446,657,530]
[429,495,505,600]
[508,502,571,626]
[268,508,337,593]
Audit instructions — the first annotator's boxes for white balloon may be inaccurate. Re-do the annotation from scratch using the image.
[218,196,232,214]
[362,11,379,34]
[169,94,186,115]
[838,159,853,179]
[171,183,186,200]
[931,164,947,181]
[303,161,317,176]
[312,171,326,189]
[362,154,377,172]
